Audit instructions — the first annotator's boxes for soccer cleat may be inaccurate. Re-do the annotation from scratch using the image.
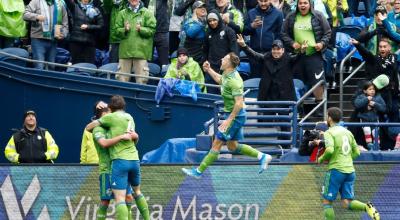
[259,154,272,174]
[366,202,380,220]
[181,167,202,179]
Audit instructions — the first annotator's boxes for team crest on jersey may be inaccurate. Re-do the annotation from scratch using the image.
[220,30,225,39]
[37,135,42,140]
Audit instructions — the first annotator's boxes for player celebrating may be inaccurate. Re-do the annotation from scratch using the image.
[182,52,272,178]
[86,96,149,220]
[317,107,380,220]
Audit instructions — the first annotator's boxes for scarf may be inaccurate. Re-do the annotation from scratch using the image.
[78,0,99,19]
[40,0,65,39]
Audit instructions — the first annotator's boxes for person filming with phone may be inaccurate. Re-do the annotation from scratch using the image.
[243,0,284,78]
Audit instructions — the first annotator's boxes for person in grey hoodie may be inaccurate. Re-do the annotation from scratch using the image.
[24,0,69,69]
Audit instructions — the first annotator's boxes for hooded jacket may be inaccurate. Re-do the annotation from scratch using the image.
[281,0,331,52]
[115,1,157,60]
[203,10,238,69]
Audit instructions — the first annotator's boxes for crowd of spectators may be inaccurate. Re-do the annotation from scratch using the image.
[2,0,400,150]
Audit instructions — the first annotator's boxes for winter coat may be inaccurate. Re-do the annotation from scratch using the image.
[102,0,127,43]
[354,93,386,122]
[115,2,156,60]
[241,45,296,102]
[65,0,103,45]
[244,5,283,52]
[183,17,206,63]
[281,6,331,52]
[203,10,238,70]
[164,57,205,91]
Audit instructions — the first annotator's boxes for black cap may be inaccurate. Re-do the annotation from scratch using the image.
[23,110,36,121]
[192,1,205,10]
[177,47,188,56]
[272,39,284,48]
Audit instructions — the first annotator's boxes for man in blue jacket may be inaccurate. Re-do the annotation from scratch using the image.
[243,0,283,78]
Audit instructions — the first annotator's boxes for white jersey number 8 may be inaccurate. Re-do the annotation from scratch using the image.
[341,136,351,155]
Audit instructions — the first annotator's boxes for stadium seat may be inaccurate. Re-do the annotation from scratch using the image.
[243,78,260,98]
[336,25,363,39]
[237,61,251,80]
[0,47,29,66]
[66,63,97,76]
[239,50,249,62]
[55,47,70,64]
[293,79,306,101]
[170,50,177,59]
[148,62,161,77]
[98,63,118,79]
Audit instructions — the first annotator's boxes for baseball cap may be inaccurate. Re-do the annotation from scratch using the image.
[192,1,205,10]
[372,74,389,90]
[272,39,284,48]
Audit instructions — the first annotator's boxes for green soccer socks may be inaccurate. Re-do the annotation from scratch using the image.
[135,194,150,220]
[198,150,219,173]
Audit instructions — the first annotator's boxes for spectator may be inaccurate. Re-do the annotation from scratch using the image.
[4,110,59,163]
[173,0,198,50]
[23,0,69,70]
[387,0,400,28]
[237,36,296,104]
[298,121,328,162]
[164,47,206,92]
[66,0,104,64]
[350,38,398,122]
[203,10,238,93]
[182,1,207,64]
[214,0,244,33]
[353,81,386,149]
[146,0,170,66]
[0,0,26,48]
[102,0,127,63]
[115,0,156,83]
[243,0,283,77]
[169,0,185,54]
[357,6,399,55]
[281,0,331,116]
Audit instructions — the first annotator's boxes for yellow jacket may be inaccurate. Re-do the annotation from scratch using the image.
[80,129,99,164]
[5,128,59,163]
[324,0,348,27]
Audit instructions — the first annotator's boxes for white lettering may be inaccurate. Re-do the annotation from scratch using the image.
[151,204,163,220]
[245,204,259,220]
[199,203,212,220]
[228,203,243,220]
[173,196,196,220]
[66,196,86,220]
[215,204,226,220]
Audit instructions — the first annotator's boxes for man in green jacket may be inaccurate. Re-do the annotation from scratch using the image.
[115,0,156,84]
[164,47,206,92]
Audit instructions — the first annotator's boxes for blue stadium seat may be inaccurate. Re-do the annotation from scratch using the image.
[243,78,260,98]
[170,50,177,59]
[237,61,251,79]
[66,63,97,76]
[0,47,29,66]
[293,79,306,100]
[98,63,118,79]
[336,25,363,39]
[148,62,161,77]
[55,47,70,64]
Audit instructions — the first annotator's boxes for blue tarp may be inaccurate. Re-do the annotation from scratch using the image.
[142,138,195,163]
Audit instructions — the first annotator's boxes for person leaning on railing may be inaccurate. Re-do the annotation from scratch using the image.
[4,110,59,163]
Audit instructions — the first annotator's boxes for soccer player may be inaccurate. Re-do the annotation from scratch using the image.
[89,101,136,220]
[86,96,149,220]
[317,107,380,220]
[182,52,272,178]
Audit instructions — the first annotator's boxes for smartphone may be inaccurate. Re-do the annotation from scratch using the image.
[256,15,261,21]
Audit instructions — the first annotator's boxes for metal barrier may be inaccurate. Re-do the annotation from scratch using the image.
[296,79,328,123]
[338,48,366,110]
[300,122,400,151]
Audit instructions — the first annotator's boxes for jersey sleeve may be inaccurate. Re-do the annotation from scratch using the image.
[93,126,106,141]
[98,113,113,128]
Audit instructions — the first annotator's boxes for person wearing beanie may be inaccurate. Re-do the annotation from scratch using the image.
[4,110,59,163]
[164,47,206,92]
[203,9,238,93]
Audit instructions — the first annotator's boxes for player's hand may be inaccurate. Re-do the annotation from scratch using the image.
[203,61,211,72]
[96,101,108,109]
[218,119,231,133]
[128,131,139,141]
[236,34,246,47]
[120,133,132,141]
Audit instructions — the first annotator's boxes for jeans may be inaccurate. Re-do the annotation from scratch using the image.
[31,38,57,70]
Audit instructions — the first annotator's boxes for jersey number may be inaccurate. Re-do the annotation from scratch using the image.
[341,136,351,155]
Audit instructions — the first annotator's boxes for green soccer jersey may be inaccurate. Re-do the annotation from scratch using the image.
[294,13,317,55]
[93,126,111,174]
[319,125,360,173]
[98,111,139,160]
[221,70,244,112]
